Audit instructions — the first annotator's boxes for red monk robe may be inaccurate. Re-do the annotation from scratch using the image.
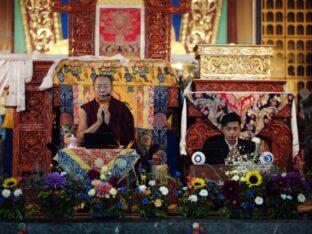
[81,97,136,147]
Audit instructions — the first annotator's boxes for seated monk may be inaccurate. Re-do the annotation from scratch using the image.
[202,112,256,164]
[77,74,136,148]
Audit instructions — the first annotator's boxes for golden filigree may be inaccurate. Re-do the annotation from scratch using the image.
[195,45,273,80]
[179,0,223,54]
[20,0,62,53]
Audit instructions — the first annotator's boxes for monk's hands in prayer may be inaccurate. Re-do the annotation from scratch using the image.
[102,106,110,125]
[227,146,240,158]
[96,105,110,125]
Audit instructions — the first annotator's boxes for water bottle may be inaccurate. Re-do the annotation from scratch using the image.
[68,134,78,148]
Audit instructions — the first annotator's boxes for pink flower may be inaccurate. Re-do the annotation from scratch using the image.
[95,182,112,198]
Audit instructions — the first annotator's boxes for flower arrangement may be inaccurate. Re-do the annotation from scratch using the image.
[0,177,27,220]
[34,172,86,218]
[220,170,265,218]
[177,176,222,218]
[134,180,170,219]
[83,166,127,218]
[264,171,308,218]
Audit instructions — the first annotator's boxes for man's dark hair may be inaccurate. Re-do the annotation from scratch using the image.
[221,112,241,126]
[93,74,113,83]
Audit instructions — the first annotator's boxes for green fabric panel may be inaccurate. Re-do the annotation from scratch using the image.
[216,0,227,44]
[14,0,26,53]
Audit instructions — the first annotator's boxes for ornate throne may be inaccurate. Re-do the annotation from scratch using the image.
[184,45,296,169]
[12,0,191,177]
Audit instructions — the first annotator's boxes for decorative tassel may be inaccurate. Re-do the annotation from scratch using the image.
[126,140,134,152]
[2,108,14,129]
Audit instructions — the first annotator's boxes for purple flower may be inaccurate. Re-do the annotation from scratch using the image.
[304,178,312,193]
[46,172,66,190]
[0,198,4,204]
[221,180,241,201]
[286,171,303,190]
[271,174,287,192]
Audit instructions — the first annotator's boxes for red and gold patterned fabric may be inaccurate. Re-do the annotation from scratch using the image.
[186,92,294,139]
[53,59,178,87]
[98,8,142,58]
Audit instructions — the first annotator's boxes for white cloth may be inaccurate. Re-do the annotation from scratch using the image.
[291,99,300,158]
[179,98,187,155]
[0,59,33,112]
[39,54,130,90]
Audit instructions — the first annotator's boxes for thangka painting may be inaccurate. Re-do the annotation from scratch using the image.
[95,5,145,58]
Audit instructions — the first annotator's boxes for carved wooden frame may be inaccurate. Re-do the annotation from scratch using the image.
[186,105,293,169]
[50,0,190,59]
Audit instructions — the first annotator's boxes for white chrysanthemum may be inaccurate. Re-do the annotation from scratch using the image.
[13,189,23,197]
[88,189,96,196]
[94,158,104,168]
[148,180,156,186]
[255,196,264,205]
[225,171,230,176]
[159,186,169,196]
[109,188,117,197]
[2,189,11,198]
[192,222,199,229]
[188,194,198,202]
[297,194,306,203]
[286,195,292,200]
[182,186,188,191]
[281,194,287,200]
[101,165,108,173]
[232,175,240,181]
[199,189,208,197]
[281,172,287,177]
[139,185,147,192]
[240,177,246,182]
[100,174,107,180]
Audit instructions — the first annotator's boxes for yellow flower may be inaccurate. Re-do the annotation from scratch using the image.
[2,177,17,188]
[191,178,206,189]
[154,199,162,208]
[245,170,262,188]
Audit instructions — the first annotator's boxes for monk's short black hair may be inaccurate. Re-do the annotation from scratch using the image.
[221,112,241,126]
[93,74,113,83]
